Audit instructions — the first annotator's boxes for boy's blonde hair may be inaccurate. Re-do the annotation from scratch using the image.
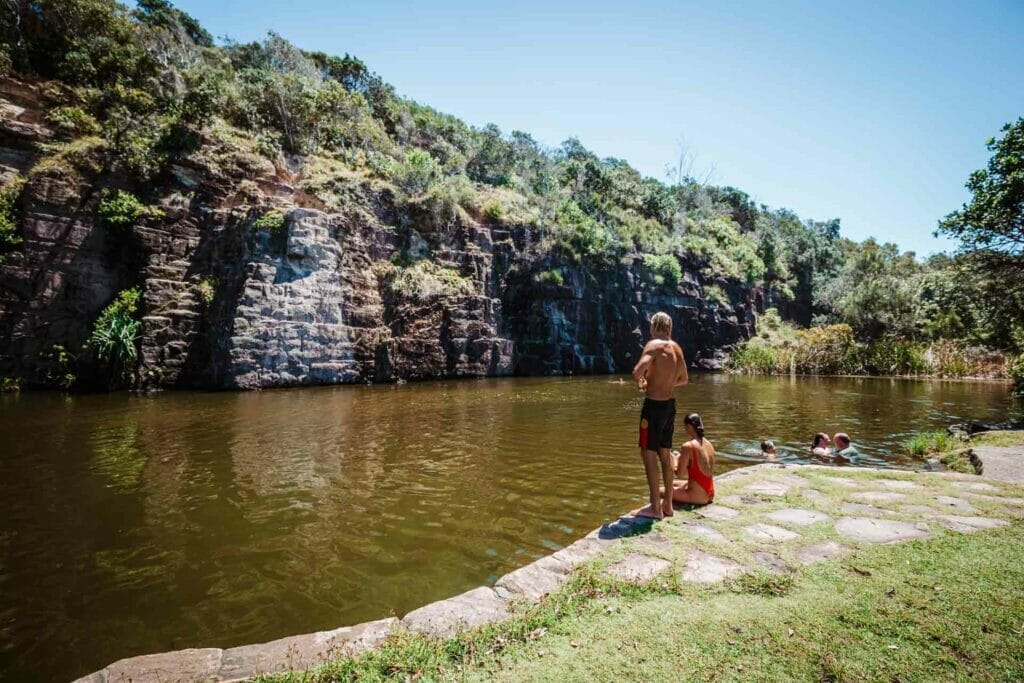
[650,312,672,335]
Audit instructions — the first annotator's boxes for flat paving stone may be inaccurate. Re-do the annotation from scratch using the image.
[963,492,1024,506]
[696,504,740,521]
[835,517,931,544]
[603,553,672,583]
[752,551,792,575]
[951,481,999,492]
[770,474,809,487]
[930,515,1010,533]
[677,522,730,543]
[218,618,397,680]
[793,540,850,565]
[633,531,673,552]
[745,523,800,542]
[104,648,223,683]
[495,555,571,602]
[744,481,790,497]
[841,502,895,517]
[402,586,510,638]
[802,488,826,501]
[765,508,831,526]
[850,491,907,504]
[550,538,606,567]
[680,550,745,584]
[973,445,1024,485]
[877,479,924,491]
[935,496,978,512]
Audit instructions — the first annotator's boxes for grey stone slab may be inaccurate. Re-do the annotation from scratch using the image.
[877,479,924,491]
[835,517,931,544]
[680,550,745,584]
[752,551,792,575]
[793,540,850,565]
[218,618,397,680]
[105,648,223,683]
[850,491,907,504]
[935,496,978,512]
[802,488,826,501]
[603,553,673,583]
[765,508,831,526]
[973,444,1024,484]
[951,481,999,492]
[744,482,789,497]
[696,504,740,521]
[771,474,809,488]
[930,515,1009,533]
[841,502,894,517]
[550,538,606,567]
[402,586,510,638]
[677,522,730,543]
[745,523,800,542]
[963,492,1024,506]
[494,555,571,602]
[633,531,673,552]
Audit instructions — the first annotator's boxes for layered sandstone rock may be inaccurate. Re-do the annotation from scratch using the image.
[0,77,756,390]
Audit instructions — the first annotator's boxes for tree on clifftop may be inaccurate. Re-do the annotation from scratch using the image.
[939,118,1024,351]
[940,118,1024,263]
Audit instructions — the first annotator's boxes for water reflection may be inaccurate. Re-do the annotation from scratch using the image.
[0,375,1018,681]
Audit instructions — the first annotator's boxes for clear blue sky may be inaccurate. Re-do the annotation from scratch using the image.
[173,0,1024,256]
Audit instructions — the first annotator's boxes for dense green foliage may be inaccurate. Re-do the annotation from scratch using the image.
[86,287,141,383]
[729,309,1006,378]
[938,118,1024,390]
[97,188,160,228]
[2,0,1022,387]
[0,174,25,260]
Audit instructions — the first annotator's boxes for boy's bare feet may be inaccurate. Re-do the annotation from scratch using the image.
[635,503,663,520]
[662,499,674,517]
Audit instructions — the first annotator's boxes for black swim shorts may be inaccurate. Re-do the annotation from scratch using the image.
[639,397,676,452]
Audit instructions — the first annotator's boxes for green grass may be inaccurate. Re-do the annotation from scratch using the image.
[972,430,1024,448]
[258,467,1024,683]
[902,430,954,457]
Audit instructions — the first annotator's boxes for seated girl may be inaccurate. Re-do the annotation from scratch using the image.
[668,413,715,505]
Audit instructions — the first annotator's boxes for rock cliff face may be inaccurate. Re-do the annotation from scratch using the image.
[0,78,757,390]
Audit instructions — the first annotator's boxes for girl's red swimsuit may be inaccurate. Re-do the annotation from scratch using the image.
[687,442,715,499]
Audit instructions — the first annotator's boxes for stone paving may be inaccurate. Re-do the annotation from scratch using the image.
[72,461,1024,683]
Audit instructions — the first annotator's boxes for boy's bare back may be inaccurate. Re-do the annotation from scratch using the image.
[639,339,686,400]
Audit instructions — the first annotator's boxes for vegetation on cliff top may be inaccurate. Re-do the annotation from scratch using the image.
[1,0,1022,388]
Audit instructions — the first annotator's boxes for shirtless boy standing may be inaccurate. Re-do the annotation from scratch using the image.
[631,312,688,519]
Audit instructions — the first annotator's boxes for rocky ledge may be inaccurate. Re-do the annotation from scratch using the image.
[71,458,1024,682]
[0,77,756,391]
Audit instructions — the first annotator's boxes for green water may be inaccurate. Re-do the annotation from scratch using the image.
[0,374,1017,681]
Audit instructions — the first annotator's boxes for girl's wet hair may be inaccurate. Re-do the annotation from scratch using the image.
[761,439,774,452]
[812,432,828,448]
[684,413,705,440]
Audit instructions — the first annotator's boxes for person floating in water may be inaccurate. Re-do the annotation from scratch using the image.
[761,439,777,460]
[631,312,688,520]
[667,412,715,504]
